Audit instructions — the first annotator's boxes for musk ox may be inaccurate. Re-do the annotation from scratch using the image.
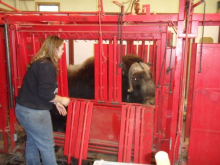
[67,55,155,104]
[51,55,155,132]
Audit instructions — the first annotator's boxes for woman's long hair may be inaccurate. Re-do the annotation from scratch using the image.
[27,36,64,73]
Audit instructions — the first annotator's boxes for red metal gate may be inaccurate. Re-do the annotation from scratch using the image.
[186,44,220,165]
[0,19,181,165]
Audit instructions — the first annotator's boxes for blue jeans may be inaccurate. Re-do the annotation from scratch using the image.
[15,103,57,165]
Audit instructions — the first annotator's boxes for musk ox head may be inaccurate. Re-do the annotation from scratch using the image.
[127,62,151,93]
[128,62,155,105]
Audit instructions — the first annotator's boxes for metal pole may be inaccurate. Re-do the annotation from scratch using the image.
[4,23,14,109]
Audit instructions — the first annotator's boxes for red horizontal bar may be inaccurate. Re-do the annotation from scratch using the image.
[15,24,167,33]
[3,12,99,15]
[88,148,118,155]
[89,140,118,147]
[4,14,179,23]
[88,145,118,152]
[192,13,220,22]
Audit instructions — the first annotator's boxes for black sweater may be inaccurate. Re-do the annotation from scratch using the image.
[16,60,58,110]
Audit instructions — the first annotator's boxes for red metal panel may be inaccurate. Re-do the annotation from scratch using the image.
[89,104,121,145]
[187,44,220,165]
[118,104,154,164]
[139,106,154,163]
[64,99,93,164]
[188,89,220,165]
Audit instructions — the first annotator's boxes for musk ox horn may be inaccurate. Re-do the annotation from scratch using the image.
[127,62,151,93]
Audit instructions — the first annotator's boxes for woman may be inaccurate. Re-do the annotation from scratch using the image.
[15,35,70,165]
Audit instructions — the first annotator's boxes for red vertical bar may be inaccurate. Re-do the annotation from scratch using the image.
[149,45,154,63]
[127,40,136,54]
[10,28,19,97]
[161,89,169,135]
[75,102,85,157]
[191,21,198,36]
[184,44,197,138]
[118,104,127,162]
[8,28,19,151]
[139,108,144,162]
[32,34,36,55]
[109,37,122,103]
[155,33,167,144]
[99,39,104,100]
[58,42,69,97]
[122,45,126,56]
[151,42,157,82]
[94,44,99,101]
[162,47,176,153]
[126,106,135,162]
[137,45,141,57]
[123,105,131,162]
[64,100,76,164]
[82,101,93,158]
[138,43,148,63]
[132,45,137,55]
[154,38,161,139]
[94,43,108,102]
[108,43,114,102]
[78,101,89,165]
[0,26,9,153]
[68,40,74,65]
[144,45,148,63]
[64,100,73,153]
[133,106,141,163]
[169,20,185,163]
[178,0,185,21]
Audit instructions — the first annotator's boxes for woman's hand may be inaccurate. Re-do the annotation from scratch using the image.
[51,95,70,107]
[61,97,70,107]
[55,102,67,116]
